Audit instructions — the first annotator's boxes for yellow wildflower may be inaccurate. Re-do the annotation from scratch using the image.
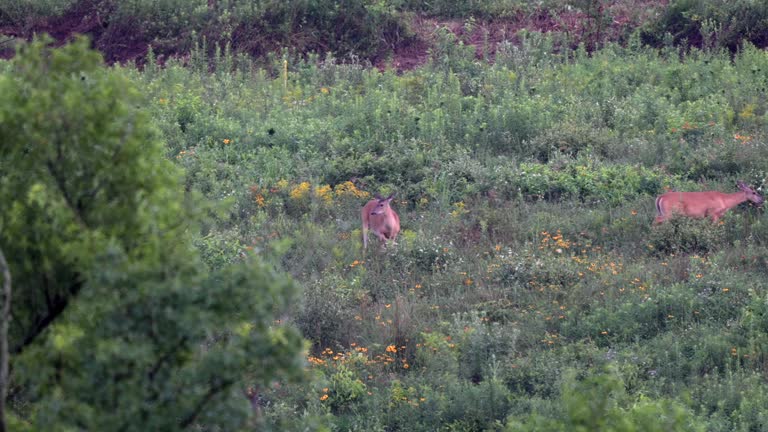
[290,181,311,200]
[314,184,333,203]
[334,181,370,199]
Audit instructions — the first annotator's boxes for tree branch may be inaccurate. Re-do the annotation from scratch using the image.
[0,247,12,432]
[147,337,188,383]
[12,279,82,355]
[178,378,235,429]
[45,160,89,229]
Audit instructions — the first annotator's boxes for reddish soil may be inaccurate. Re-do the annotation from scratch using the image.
[1,0,666,70]
[0,0,149,63]
[378,1,665,70]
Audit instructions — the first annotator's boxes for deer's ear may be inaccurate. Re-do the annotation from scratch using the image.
[385,193,395,202]
[737,181,749,191]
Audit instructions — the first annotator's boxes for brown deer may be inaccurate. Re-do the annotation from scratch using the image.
[654,181,764,224]
[361,193,400,249]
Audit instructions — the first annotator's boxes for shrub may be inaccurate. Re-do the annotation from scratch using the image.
[648,217,727,255]
[295,272,360,349]
[0,0,75,28]
[510,158,670,205]
[507,369,704,432]
[383,376,511,432]
[641,0,768,52]
[525,123,616,163]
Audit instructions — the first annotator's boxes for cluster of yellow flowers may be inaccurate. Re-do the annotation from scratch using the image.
[290,180,371,204]
[450,201,468,218]
[333,181,370,199]
[289,181,311,200]
[249,179,372,210]
[314,184,333,203]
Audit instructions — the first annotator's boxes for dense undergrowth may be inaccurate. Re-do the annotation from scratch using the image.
[3,0,768,65]
[117,26,768,430]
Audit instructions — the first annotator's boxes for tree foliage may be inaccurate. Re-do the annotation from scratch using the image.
[0,36,305,430]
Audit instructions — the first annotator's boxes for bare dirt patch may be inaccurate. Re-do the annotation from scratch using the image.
[380,1,666,71]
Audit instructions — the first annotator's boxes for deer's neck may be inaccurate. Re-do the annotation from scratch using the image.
[721,191,748,209]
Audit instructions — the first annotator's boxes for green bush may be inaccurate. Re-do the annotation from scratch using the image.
[689,371,768,432]
[507,369,704,431]
[642,0,768,52]
[648,217,727,255]
[296,273,359,349]
[384,376,511,432]
[0,0,74,28]
[511,158,670,205]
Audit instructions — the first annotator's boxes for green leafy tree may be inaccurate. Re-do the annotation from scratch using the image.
[0,36,305,430]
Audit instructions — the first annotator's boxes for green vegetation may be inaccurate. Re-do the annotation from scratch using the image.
[641,0,768,52]
[0,37,304,430]
[0,0,410,61]
[0,0,74,29]
[4,0,768,65]
[2,0,768,430]
[130,29,768,430]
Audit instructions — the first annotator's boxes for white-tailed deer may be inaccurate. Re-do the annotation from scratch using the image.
[654,181,764,224]
[361,193,400,249]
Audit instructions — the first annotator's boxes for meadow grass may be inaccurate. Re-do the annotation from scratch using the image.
[127,31,768,430]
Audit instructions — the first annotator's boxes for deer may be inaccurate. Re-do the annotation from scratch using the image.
[361,193,400,249]
[654,181,764,224]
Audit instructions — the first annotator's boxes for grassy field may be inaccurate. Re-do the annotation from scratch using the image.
[125,30,768,430]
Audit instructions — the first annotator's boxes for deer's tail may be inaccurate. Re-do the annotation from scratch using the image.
[653,195,667,224]
[655,196,664,218]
